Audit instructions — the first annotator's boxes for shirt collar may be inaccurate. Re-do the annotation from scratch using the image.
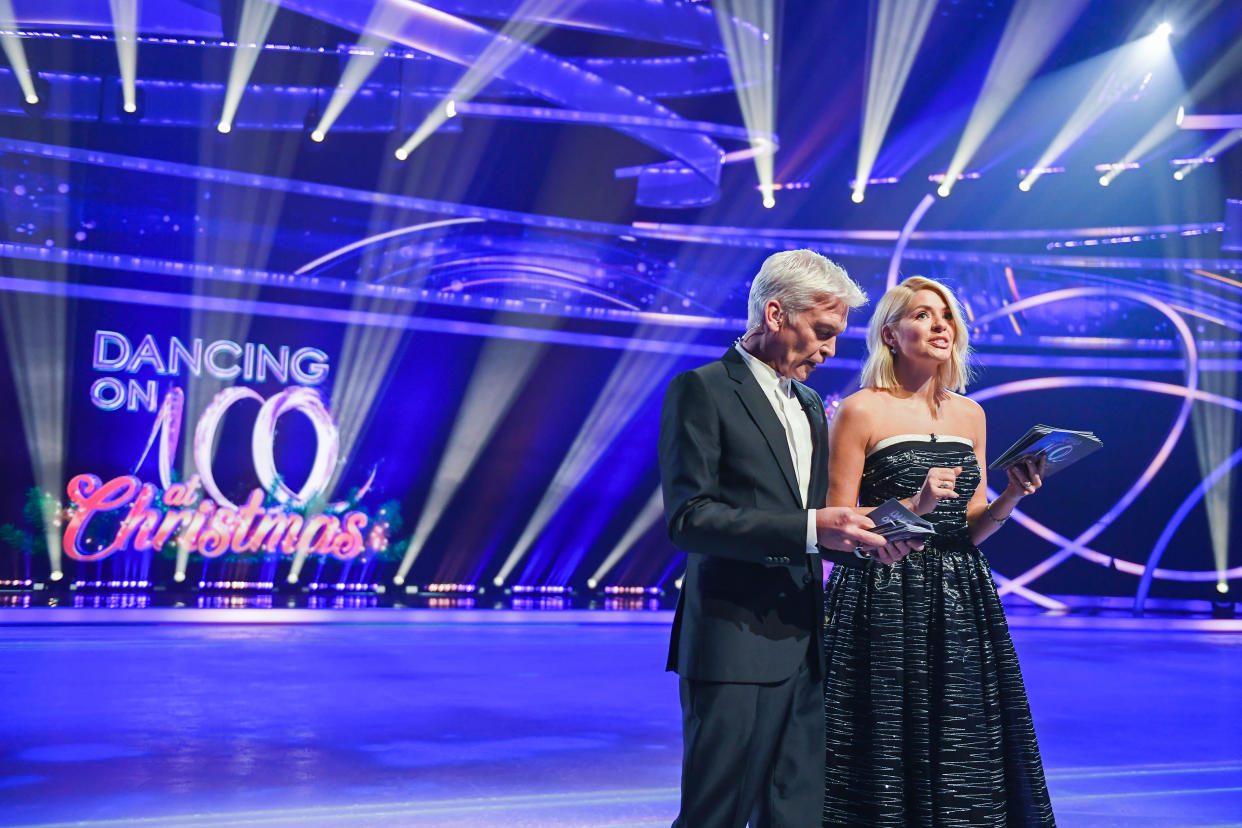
[734,342,792,397]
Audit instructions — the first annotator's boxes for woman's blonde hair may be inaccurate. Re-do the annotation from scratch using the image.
[859,276,974,394]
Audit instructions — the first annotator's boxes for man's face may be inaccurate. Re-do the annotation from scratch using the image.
[768,296,849,381]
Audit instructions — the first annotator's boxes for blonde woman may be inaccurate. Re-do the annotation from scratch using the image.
[821,276,1055,827]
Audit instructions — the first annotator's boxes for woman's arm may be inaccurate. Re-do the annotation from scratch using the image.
[824,394,914,565]
[966,400,1048,545]
[826,395,870,509]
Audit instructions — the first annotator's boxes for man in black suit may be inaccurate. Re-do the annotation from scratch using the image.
[659,249,909,827]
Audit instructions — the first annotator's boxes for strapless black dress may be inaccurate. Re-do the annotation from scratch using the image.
[823,435,1056,827]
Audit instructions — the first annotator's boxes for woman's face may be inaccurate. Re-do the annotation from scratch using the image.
[886,288,955,364]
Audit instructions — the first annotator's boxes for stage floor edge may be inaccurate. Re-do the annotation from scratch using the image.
[2,606,1242,631]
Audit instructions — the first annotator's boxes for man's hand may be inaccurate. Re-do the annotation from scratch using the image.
[815,507,887,552]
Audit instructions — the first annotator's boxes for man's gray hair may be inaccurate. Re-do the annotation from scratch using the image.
[745,249,868,332]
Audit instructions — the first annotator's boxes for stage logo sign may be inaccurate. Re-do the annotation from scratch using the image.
[63,330,377,563]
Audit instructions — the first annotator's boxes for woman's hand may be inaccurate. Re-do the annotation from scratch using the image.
[1004,453,1048,498]
[909,466,962,515]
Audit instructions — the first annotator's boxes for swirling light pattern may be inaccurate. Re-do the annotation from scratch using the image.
[969,288,1202,609]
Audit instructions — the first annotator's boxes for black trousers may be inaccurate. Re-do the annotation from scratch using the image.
[673,658,824,828]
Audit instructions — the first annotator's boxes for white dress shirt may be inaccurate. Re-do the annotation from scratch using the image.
[734,344,819,555]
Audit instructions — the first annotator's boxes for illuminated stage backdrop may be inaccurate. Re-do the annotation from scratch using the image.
[1,140,1238,609]
[0,0,1239,612]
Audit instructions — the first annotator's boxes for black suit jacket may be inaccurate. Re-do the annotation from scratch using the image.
[659,347,862,684]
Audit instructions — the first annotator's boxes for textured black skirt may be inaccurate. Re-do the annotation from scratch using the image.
[822,534,1056,827]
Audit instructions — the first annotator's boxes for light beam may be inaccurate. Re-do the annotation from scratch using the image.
[850,0,936,204]
[713,0,779,207]
[1174,129,1242,180]
[392,338,546,585]
[394,0,586,161]
[310,0,415,142]
[585,488,663,590]
[217,0,281,134]
[1110,35,1242,186]
[108,0,139,114]
[939,0,1086,197]
[493,351,671,587]
[1022,27,1173,191]
[0,292,67,580]
[0,2,39,104]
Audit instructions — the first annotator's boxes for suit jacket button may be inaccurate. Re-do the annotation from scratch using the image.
[802,573,812,585]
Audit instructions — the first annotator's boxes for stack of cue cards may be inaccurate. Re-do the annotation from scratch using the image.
[989,425,1102,479]
[868,498,936,542]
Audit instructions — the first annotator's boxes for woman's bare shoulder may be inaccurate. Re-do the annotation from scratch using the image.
[830,388,888,442]
[944,390,983,415]
[838,387,890,414]
[944,391,986,438]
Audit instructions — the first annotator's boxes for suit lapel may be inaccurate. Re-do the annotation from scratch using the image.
[723,349,802,504]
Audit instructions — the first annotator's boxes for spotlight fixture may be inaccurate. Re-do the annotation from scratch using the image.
[210,102,230,134]
[19,74,51,118]
[303,107,324,144]
[117,85,145,122]
[1154,21,1173,38]
[1099,176,1110,186]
